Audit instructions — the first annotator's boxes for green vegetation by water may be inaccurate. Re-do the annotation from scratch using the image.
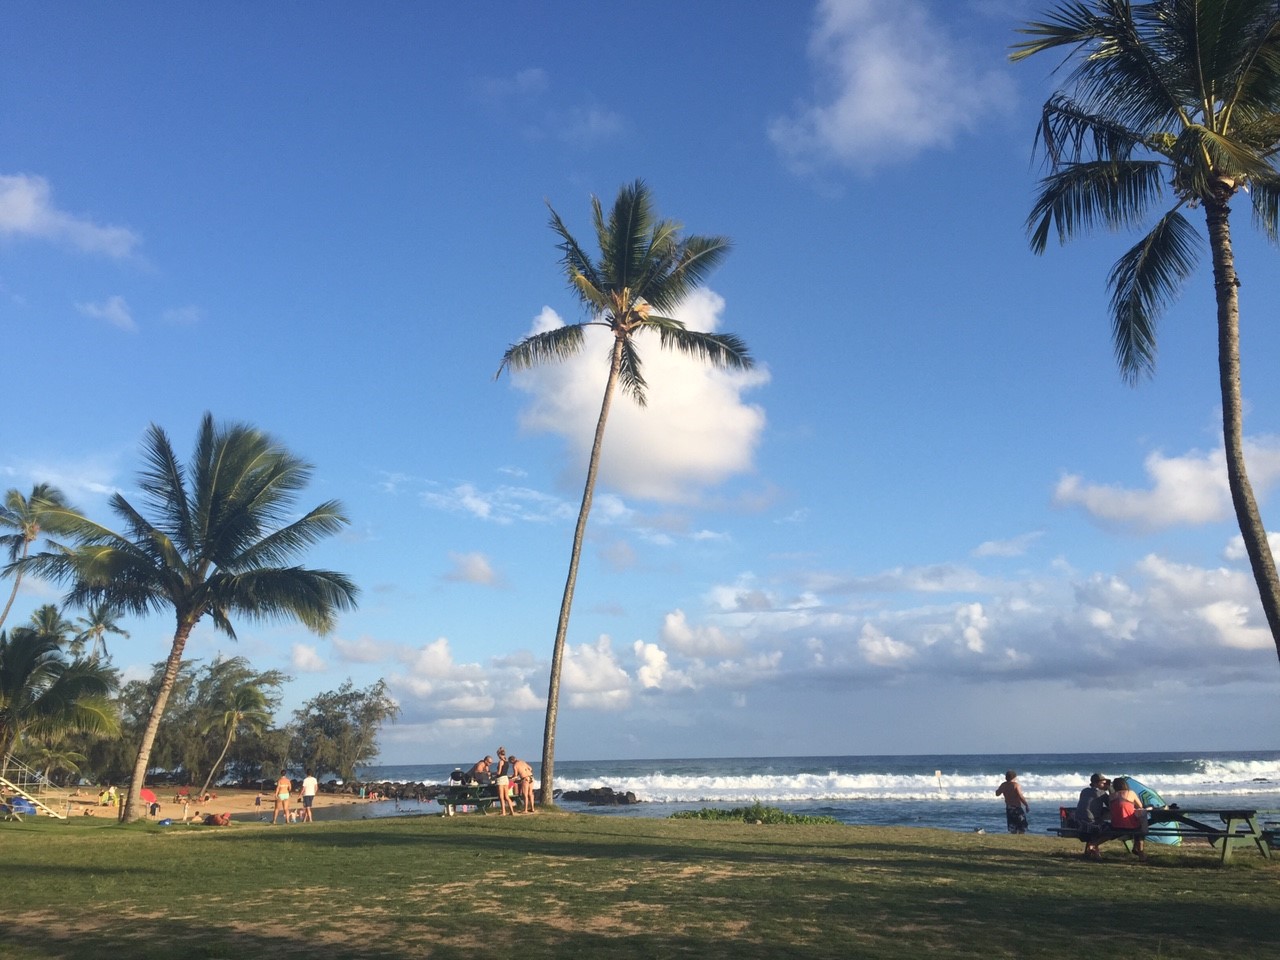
[2,811,1277,959]
[670,800,839,824]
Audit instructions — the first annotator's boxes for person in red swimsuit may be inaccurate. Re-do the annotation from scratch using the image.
[1108,777,1149,861]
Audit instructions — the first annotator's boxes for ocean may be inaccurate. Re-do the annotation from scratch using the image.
[331,750,1280,833]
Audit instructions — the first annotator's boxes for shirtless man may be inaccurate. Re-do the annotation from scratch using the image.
[468,756,493,785]
[995,770,1029,834]
[272,772,292,824]
[511,756,535,813]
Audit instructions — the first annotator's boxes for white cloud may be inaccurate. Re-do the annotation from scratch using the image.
[563,635,632,709]
[1055,440,1280,531]
[76,295,137,332]
[420,481,574,524]
[0,173,139,257]
[633,640,694,690]
[769,0,1014,175]
[973,531,1043,558]
[291,643,327,672]
[331,635,393,663]
[442,551,499,585]
[660,608,741,657]
[857,623,915,666]
[509,290,768,502]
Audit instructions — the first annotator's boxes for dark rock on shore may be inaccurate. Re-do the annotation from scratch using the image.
[559,786,640,805]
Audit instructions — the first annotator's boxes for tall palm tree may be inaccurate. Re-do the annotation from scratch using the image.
[0,484,77,632]
[197,668,274,798]
[1012,0,1280,662]
[0,627,119,778]
[71,602,130,661]
[20,413,359,820]
[497,180,752,798]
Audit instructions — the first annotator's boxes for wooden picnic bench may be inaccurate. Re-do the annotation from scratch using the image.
[1052,805,1278,864]
[436,783,503,816]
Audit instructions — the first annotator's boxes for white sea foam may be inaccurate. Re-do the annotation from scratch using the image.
[554,761,1280,805]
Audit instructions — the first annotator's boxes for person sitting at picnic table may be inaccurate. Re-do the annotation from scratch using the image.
[1108,777,1149,862]
[468,756,493,785]
[1075,773,1112,860]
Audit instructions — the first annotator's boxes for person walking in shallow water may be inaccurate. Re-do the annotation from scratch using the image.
[995,770,1029,834]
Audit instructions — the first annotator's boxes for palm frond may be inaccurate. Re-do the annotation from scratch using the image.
[1027,158,1167,252]
[548,203,605,306]
[137,422,192,548]
[616,336,647,406]
[1107,208,1201,381]
[649,319,755,371]
[231,501,351,570]
[1249,170,1280,240]
[496,324,586,376]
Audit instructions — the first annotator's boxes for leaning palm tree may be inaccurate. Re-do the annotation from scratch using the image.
[0,627,119,779]
[197,672,274,798]
[497,180,752,799]
[20,414,359,820]
[1012,0,1280,662]
[71,602,130,661]
[0,484,77,632]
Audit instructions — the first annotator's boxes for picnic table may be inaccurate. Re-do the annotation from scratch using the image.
[1147,807,1278,865]
[436,783,503,816]
[1054,805,1278,864]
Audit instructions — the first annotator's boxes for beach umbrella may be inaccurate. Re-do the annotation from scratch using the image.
[139,788,157,804]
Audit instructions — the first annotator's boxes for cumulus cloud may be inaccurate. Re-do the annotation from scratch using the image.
[508,291,768,502]
[769,0,1014,175]
[76,295,137,332]
[633,640,694,690]
[1055,441,1280,531]
[857,623,915,666]
[0,173,140,257]
[442,551,500,585]
[562,635,632,709]
[291,643,328,672]
[660,608,741,657]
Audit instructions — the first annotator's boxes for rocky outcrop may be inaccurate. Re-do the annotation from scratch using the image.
[559,786,640,805]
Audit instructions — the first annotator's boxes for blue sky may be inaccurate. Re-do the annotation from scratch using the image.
[4,0,1280,766]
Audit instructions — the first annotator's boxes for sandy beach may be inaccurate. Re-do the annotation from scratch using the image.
[47,786,396,822]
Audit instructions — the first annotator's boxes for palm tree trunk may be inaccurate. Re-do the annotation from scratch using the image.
[198,723,235,799]
[1206,197,1280,663]
[540,337,624,804]
[123,617,195,822]
[0,541,30,633]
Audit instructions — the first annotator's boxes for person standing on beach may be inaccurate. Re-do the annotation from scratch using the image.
[494,748,515,815]
[300,770,318,823]
[995,770,1029,834]
[512,756,535,813]
[272,772,292,824]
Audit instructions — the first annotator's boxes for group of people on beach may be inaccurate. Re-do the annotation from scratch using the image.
[1074,772,1151,861]
[269,770,319,824]
[467,747,536,815]
[995,769,1152,861]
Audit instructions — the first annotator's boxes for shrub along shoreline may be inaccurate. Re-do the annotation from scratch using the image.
[1,811,1276,959]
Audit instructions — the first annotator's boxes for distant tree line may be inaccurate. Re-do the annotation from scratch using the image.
[1,601,397,789]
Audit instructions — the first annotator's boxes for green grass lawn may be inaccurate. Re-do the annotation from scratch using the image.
[2,812,1277,959]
